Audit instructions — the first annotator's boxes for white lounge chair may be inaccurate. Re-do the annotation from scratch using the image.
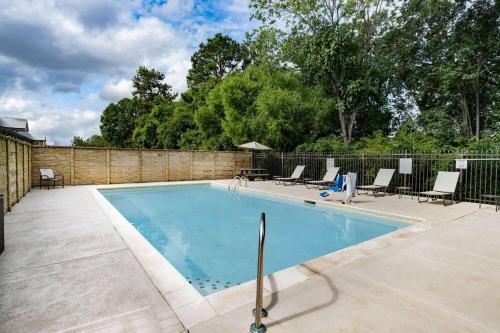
[357,168,395,197]
[418,171,459,206]
[306,167,340,189]
[275,165,305,185]
[39,168,64,189]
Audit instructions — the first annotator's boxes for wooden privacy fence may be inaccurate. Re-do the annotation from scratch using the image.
[0,135,31,212]
[254,151,500,203]
[31,147,252,187]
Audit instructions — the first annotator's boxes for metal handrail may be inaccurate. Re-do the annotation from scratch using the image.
[228,176,248,191]
[228,176,241,191]
[250,213,268,333]
[236,176,248,190]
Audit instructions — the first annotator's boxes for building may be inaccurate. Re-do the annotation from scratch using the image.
[0,116,52,145]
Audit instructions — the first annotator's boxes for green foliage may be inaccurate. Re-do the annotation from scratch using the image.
[158,101,195,149]
[251,0,394,144]
[100,98,137,147]
[189,65,326,151]
[130,66,177,148]
[88,1,498,153]
[187,33,248,91]
[382,0,499,141]
[71,135,109,147]
[132,66,177,108]
[296,137,351,153]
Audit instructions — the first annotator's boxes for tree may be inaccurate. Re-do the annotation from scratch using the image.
[71,135,109,147]
[100,98,137,147]
[250,0,394,144]
[130,67,177,148]
[191,64,321,151]
[158,101,195,149]
[244,28,285,67]
[187,33,248,91]
[133,102,175,148]
[132,66,177,108]
[383,0,499,142]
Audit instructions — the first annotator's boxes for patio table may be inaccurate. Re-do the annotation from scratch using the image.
[395,186,413,199]
[238,168,269,181]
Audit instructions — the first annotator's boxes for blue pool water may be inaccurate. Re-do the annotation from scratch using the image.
[100,184,407,295]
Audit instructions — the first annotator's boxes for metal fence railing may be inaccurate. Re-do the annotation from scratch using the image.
[253,151,500,203]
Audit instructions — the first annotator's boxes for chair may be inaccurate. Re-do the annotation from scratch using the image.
[39,168,64,189]
[319,175,345,198]
[306,167,340,189]
[357,169,395,197]
[275,165,305,185]
[418,171,459,206]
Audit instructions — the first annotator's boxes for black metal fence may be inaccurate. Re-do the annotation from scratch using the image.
[253,151,500,203]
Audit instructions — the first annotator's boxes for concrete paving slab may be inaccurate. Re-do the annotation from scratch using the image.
[2,182,498,333]
[0,187,184,333]
[0,250,184,333]
[189,187,500,333]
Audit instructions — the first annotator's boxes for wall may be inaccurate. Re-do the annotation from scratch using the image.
[0,135,31,212]
[31,147,252,187]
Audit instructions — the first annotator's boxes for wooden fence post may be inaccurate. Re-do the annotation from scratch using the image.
[190,151,194,180]
[165,150,169,182]
[138,149,142,183]
[212,151,215,179]
[22,144,25,195]
[106,149,111,184]
[232,152,236,177]
[28,145,31,191]
[70,147,75,185]
[15,142,19,203]
[5,139,9,212]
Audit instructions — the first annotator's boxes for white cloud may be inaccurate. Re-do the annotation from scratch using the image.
[150,0,195,18]
[99,79,133,102]
[0,96,100,145]
[0,0,258,145]
[0,96,30,113]
[226,0,251,14]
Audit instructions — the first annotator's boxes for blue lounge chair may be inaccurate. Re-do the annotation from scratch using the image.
[320,175,344,197]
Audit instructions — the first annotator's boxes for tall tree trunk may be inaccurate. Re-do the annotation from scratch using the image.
[338,103,359,144]
[339,111,349,144]
[347,106,359,144]
[459,92,472,138]
[337,99,350,144]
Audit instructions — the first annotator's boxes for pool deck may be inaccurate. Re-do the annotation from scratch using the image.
[1,180,499,332]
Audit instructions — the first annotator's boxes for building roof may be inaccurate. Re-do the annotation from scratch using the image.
[15,131,35,141]
[0,117,29,132]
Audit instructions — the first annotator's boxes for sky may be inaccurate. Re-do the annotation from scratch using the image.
[0,0,257,144]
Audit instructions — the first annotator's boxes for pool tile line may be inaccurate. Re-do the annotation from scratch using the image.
[89,181,436,329]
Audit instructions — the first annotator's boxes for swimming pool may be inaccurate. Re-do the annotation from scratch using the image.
[100,184,407,295]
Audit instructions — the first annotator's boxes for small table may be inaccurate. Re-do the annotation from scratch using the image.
[239,168,269,181]
[479,194,500,212]
[302,177,313,185]
[395,186,413,199]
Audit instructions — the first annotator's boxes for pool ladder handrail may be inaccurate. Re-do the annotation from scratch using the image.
[228,175,248,191]
[250,212,268,333]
